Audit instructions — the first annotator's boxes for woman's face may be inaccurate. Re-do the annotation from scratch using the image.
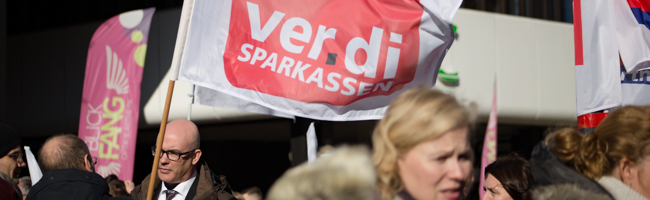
[482,174,514,200]
[397,127,472,200]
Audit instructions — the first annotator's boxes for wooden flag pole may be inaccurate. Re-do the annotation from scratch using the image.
[146,80,175,200]
[145,0,193,198]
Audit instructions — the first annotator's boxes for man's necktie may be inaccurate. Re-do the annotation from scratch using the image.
[163,190,179,200]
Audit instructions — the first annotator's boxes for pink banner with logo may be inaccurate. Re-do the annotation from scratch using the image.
[78,8,155,181]
[479,78,498,199]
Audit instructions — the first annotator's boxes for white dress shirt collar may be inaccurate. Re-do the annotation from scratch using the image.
[158,170,198,200]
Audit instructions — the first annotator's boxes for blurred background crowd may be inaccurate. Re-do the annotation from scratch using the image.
[2,87,649,200]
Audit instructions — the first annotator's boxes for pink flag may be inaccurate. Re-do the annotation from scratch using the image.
[78,8,155,181]
[479,78,497,199]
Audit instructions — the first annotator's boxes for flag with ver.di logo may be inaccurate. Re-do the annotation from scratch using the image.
[178,0,461,121]
[78,8,154,181]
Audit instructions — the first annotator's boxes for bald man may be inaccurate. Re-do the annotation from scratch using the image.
[131,119,236,200]
[26,134,128,200]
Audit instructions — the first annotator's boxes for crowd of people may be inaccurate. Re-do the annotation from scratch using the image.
[1,86,650,200]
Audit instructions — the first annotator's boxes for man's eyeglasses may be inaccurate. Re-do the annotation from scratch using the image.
[85,154,97,165]
[91,156,97,165]
[8,152,24,164]
[151,146,198,161]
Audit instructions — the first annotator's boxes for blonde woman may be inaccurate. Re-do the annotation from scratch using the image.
[266,146,376,200]
[548,106,650,200]
[373,87,475,200]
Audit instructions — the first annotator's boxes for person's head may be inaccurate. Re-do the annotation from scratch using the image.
[104,174,119,183]
[107,179,130,197]
[155,119,202,187]
[38,134,95,173]
[0,123,26,180]
[233,191,244,200]
[267,145,376,200]
[482,153,535,200]
[18,176,31,199]
[373,87,475,200]
[548,106,650,198]
[242,187,263,200]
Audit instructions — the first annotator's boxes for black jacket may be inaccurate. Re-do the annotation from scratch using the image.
[130,161,236,200]
[25,168,129,200]
[529,141,612,198]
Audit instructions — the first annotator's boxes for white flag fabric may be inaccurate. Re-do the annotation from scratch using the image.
[306,122,317,163]
[615,0,650,72]
[621,69,650,106]
[24,146,43,185]
[574,0,622,115]
[177,0,461,121]
[575,0,650,116]
[193,86,295,119]
[615,0,650,106]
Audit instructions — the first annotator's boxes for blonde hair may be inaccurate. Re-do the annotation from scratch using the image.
[266,146,376,200]
[372,87,474,200]
[548,106,650,179]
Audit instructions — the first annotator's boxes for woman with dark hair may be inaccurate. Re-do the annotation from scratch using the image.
[482,153,535,200]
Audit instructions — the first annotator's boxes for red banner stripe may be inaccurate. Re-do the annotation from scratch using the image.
[574,0,584,66]
[628,0,650,13]
[577,112,609,129]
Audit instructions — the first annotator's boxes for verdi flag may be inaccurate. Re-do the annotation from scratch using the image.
[478,78,497,199]
[78,8,155,181]
[177,0,461,121]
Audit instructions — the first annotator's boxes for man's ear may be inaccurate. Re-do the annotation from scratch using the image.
[619,157,635,184]
[83,154,94,172]
[192,149,202,165]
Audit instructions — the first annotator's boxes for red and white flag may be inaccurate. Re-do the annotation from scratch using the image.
[574,0,622,116]
[615,0,650,106]
[615,0,650,72]
[78,8,155,181]
[176,0,461,121]
[574,0,650,116]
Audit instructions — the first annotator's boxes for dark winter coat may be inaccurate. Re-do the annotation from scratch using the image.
[130,161,236,200]
[533,184,613,200]
[529,141,612,198]
[25,168,129,200]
